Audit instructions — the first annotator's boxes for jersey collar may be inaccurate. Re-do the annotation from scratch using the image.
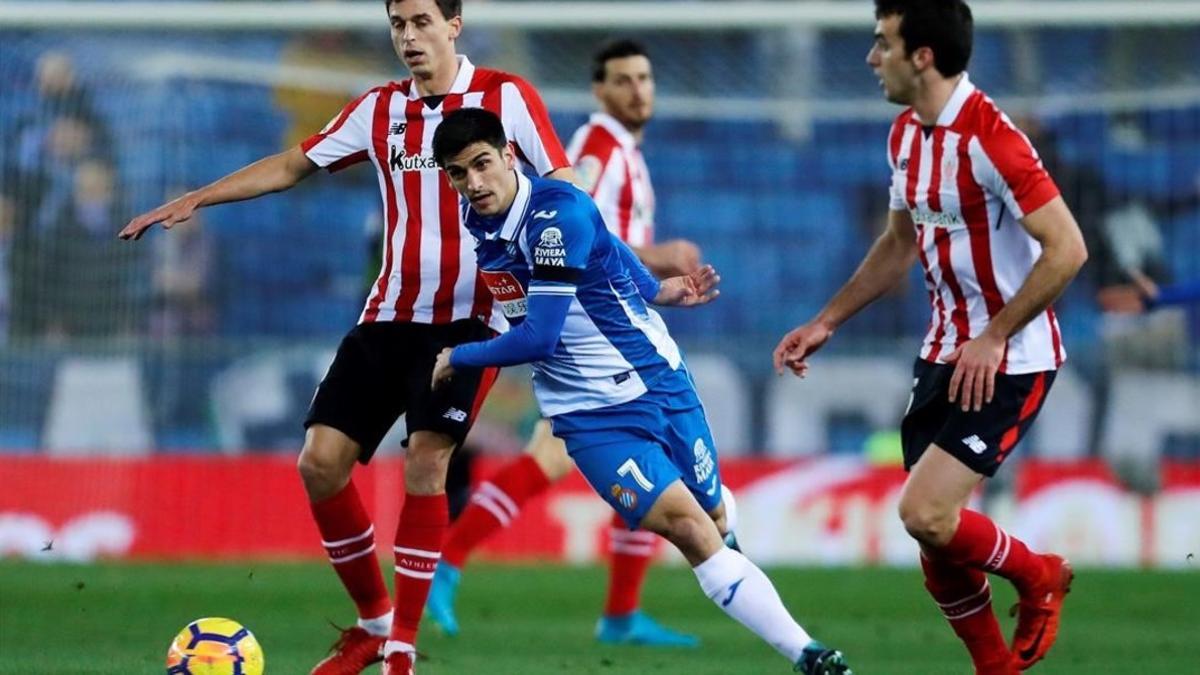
[929,72,975,127]
[590,112,638,150]
[407,54,476,101]
[497,171,533,242]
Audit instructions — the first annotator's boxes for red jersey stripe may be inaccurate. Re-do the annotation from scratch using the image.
[431,96,465,324]
[392,98,427,322]
[363,86,400,323]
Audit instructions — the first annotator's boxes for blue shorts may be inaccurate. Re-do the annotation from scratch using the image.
[549,370,722,529]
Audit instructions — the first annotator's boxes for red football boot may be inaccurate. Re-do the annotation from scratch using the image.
[1010,554,1074,670]
[310,626,384,675]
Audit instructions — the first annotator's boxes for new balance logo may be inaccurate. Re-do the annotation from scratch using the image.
[721,578,744,607]
[443,408,468,422]
[962,435,988,454]
[389,122,407,135]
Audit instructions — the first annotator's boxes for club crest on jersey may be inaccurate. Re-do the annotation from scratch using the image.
[389,145,438,172]
[611,484,638,511]
[534,227,567,267]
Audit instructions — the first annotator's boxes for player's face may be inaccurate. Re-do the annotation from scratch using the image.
[443,142,517,216]
[594,55,655,131]
[388,0,461,79]
[867,15,918,105]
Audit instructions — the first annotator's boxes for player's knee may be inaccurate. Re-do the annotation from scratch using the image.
[297,443,353,499]
[658,512,717,561]
[707,502,728,536]
[898,499,955,546]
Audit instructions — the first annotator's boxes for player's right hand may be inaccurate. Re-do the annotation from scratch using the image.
[118,191,202,241]
[772,321,834,377]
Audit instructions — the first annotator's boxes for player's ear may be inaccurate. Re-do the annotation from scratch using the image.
[503,143,516,170]
[911,45,934,73]
[446,15,462,41]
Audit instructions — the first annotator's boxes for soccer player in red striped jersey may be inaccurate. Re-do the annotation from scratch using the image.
[119,2,572,674]
[772,2,1087,673]
[425,39,707,649]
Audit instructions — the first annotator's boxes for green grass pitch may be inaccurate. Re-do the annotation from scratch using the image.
[2,561,1197,673]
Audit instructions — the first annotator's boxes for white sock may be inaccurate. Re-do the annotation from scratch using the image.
[693,547,812,662]
[383,640,415,659]
[358,611,392,637]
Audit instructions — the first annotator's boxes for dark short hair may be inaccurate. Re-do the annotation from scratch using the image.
[384,0,462,21]
[432,108,508,167]
[591,39,650,83]
[874,0,973,78]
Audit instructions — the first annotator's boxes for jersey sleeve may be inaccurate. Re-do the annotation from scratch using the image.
[525,197,594,298]
[887,117,909,211]
[300,89,377,172]
[610,232,661,301]
[976,117,1061,219]
[500,77,570,176]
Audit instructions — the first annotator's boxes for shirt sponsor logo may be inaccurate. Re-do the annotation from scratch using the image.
[389,145,438,172]
[911,208,964,228]
[534,226,567,267]
[479,270,528,319]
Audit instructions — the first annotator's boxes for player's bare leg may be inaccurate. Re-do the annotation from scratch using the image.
[382,431,457,674]
[299,425,391,675]
[639,482,850,674]
[900,446,1071,673]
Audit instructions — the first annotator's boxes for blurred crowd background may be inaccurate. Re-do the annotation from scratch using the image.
[0,0,1197,488]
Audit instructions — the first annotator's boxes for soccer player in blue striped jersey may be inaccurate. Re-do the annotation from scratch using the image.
[426,107,852,675]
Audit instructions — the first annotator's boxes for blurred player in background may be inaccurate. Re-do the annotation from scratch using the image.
[120,1,574,673]
[426,39,706,647]
[429,107,852,675]
[773,2,1087,673]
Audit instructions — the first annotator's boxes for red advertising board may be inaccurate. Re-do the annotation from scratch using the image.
[2,456,1197,567]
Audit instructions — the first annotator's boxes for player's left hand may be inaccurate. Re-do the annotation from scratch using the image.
[654,264,720,307]
[943,332,1006,412]
[431,347,456,390]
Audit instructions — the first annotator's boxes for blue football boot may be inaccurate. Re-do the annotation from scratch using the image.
[595,610,700,648]
[424,561,461,636]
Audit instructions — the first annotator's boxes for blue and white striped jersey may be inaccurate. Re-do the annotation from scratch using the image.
[460,172,684,416]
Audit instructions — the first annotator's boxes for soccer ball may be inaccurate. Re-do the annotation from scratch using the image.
[165,617,264,675]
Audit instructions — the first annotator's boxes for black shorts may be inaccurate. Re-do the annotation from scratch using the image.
[304,320,499,463]
[900,359,1055,477]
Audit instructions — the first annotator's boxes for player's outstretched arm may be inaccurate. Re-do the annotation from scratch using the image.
[118,146,318,241]
[635,239,702,278]
[773,208,917,376]
[653,264,720,308]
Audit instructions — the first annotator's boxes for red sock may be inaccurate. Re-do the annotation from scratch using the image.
[604,512,659,616]
[310,480,391,620]
[920,552,1013,671]
[441,455,551,568]
[390,493,449,645]
[939,509,1046,593]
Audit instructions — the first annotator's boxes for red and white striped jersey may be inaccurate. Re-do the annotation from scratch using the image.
[302,56,569,330]
[887,74,1064,373]
[565,112,655,247]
